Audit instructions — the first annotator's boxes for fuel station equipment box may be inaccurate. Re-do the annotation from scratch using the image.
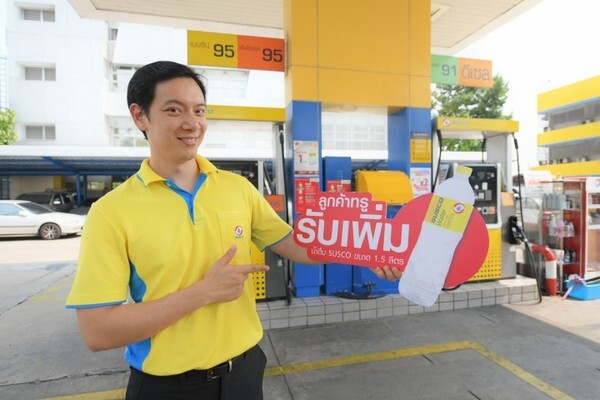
[351,169,414,296]
[443,162,516,281]
[212,159,288,300]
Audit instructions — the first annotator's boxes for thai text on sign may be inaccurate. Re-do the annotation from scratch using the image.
[188,31,284,72]
[293,191,490,287]
[431,55,493,88]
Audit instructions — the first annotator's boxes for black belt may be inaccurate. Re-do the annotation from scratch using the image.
[203,351,246,381]
[132,346,253,382]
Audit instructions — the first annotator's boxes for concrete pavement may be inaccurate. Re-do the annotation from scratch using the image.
[1,236,599,400]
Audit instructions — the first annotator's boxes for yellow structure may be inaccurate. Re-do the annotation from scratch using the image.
[534,75,600,177]
[284,0,431,109]
[355,170,414,205]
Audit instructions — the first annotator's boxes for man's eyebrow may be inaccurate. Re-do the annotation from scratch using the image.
[161,99,207,107]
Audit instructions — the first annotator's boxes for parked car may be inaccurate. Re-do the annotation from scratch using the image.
[68,198,98,215]
[0,200,85,240]
[16,190,76,213]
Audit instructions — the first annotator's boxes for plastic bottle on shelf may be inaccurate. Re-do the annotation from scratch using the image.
[565,222,574,237]
[555,219,565,238]
[547,215,556,236]
[398,165,475,307]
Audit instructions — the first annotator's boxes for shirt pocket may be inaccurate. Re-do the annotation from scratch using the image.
[217,210,252,264]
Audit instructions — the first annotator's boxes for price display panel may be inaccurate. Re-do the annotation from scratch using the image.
[431,55,493,88]
[188,31,285,72]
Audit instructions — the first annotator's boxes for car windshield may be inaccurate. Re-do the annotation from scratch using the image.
[19,201,53,214]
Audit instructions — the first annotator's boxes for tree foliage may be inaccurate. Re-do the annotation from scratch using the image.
[0,109,17,145]
[432,75,512,151]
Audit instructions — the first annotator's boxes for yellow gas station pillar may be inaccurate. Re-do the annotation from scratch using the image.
[284,0,432,296]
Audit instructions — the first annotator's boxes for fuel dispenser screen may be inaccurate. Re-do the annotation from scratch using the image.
[467,164,499,225]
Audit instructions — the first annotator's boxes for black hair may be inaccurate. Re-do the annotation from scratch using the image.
[127,61,207,138]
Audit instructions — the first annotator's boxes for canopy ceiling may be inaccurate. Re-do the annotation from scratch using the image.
[68,0,542,54]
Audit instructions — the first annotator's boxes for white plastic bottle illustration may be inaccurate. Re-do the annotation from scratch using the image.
[399,165,475,307]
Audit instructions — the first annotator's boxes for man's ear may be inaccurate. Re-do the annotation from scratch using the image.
[129,104,148,132]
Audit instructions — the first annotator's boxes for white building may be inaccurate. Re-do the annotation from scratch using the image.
[1,0,281,199]
[1,0,390,201]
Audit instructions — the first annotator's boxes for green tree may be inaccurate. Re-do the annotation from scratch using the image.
[432,75,512,151]
[0,109,17,145]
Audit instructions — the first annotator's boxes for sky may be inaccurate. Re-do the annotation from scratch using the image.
[457,0,600,170]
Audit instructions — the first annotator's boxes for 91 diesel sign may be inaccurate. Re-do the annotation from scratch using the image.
[431,55,493,88]
[187,31,284,72]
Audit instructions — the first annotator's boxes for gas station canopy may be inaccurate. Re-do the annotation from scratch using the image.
[2,1,540,177]
[68,0,543,54]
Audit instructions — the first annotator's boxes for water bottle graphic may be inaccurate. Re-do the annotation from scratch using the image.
[399,165,475,307]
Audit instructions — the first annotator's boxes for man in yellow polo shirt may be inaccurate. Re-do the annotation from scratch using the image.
[66,61,401,400]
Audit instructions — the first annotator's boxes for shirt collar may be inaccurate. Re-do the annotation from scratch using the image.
[135,155,217,187]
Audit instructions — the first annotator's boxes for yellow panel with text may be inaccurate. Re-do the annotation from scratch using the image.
[187,31,238,68]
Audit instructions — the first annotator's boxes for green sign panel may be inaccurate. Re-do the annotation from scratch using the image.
[431,55,493,88]
[431,55,458,85]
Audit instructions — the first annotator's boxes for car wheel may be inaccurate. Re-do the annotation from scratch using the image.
[39,223,62,240]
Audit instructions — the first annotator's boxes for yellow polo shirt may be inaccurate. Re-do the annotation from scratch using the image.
[66,155,291,375]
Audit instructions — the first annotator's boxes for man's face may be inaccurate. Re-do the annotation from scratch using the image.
[131,77,207,165]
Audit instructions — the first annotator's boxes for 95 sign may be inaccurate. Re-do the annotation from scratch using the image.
[188,31,285,72]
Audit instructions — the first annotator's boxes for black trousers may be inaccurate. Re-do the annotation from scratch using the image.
[125,345,266,400]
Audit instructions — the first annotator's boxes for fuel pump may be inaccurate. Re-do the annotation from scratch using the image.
[211,159,289,301]
[432,117,520,281]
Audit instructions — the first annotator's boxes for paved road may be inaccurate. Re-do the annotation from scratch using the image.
[0,236,81,265]
[1,236,599,400]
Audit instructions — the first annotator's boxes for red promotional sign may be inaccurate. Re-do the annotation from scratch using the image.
[294,177,319,215]
[294,192,489,287]
[326,179,351,193]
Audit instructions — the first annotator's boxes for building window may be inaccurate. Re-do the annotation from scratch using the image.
[24,66,56,81]
[110,65,137,92]
[25,125,56,140]
[108,27,118,41]
[322,112,387,151]
[193,68,248,98]
[111,128,148,147]
[21,7,55,22]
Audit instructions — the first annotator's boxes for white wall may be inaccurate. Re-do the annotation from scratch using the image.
[10,176,55,198]
[110,23,285,109]
[5,0,284,154]
[7,0,109,146]
[112,23,187,66]
[0,0,6,54]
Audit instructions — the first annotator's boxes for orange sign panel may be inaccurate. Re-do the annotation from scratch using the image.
[266,194,285,212]
[458,58,493,88]
[188,30,285,72]
[238,35,285,71]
